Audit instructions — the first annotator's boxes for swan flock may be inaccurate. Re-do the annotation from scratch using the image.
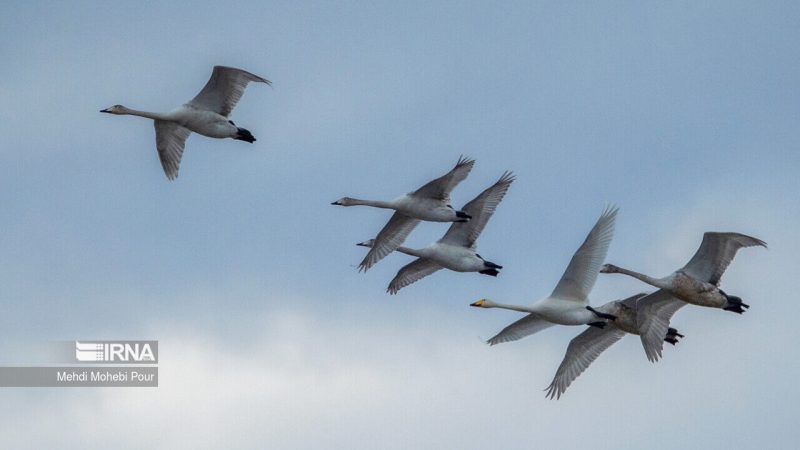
[103,67,767,400]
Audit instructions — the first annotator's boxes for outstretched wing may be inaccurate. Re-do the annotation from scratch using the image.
[636,289,687,362]
[439,171,514,248]
[486,314,554,346]
[681,232,767,285]
[412,156,475,201]
[188,66,271,117]
[154,120,192,180]
[359,212,420,272]
[387,258,442,294]
[550,206,619,302]
[545,326,626,400]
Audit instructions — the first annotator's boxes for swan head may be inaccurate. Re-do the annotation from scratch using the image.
[470,298,498,308]
[356,239,376,248]
[331,197,356,206]
[599,263,620,274]
[100,105,130,115]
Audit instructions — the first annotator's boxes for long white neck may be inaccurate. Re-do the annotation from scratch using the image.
[120,107,171,121]
[395,246,427,258]
[347,198,396,209]
[611,266,667,289]
[486,302,537,314]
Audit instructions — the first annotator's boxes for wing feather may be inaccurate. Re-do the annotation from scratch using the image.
[550,206,619,302]
[636,290,687,362]
[545,326,626,400]
[386,258,442,294]
[412,156,475,201]
[188,66,270,117]
[439,171,514,248]
[681,232,767,285]
[154,120,192,180]
[359,213,420,272]
[486,314,554,346]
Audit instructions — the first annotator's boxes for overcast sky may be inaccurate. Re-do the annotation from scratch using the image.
[1,1,798,448]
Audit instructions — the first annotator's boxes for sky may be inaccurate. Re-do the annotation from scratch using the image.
[0,0,798,448]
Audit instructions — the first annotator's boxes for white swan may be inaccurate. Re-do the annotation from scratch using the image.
[357,171,514,294]
[470,206,619,344]
[545,291,686,400]
[333,156,475,272]
[600,232,767,314]
[101,65,270,180]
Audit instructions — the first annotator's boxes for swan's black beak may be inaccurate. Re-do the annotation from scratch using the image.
[331,201,340,205]
[100,109,111,113]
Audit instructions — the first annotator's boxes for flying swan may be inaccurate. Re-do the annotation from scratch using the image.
[357,171,514,293]
[600,232,767,315]
[470,206,619,343]
[544,291,686,399]
[333,156,475,272]
[101,65,271,180]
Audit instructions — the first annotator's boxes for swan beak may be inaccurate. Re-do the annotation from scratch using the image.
[356,242,367,247]
[100,108,111,113]
[470,299,486,307]
[331,201,340,205]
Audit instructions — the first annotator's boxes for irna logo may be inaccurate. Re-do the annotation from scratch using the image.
[75,341,157,363]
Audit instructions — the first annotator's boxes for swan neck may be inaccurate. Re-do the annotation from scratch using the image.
[396,246,425,258]
[490,302,537,314]
[614,266,663,288]
[123,108,169,121]
[350,198,394,209]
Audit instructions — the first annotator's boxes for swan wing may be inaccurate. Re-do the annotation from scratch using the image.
[154,120,192,180]
[545,326,626,400]
[486,314,554,345]
[636,289,687,362]
[681,232,767,285]
[359,212,420,272]
[188,66,271,117]
[550,206,619,302]
[440,172,514,248]
[412,155,475,201]
[387,258,442,294]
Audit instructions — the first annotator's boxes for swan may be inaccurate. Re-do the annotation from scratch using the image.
[470,206,619,343]
[356,171,514,294]
[545,291,686,400]
[333,156,475,272]
[101,65,271,180]
[600,232,767,313]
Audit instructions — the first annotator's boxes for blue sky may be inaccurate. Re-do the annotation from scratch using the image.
[1,1,798,448]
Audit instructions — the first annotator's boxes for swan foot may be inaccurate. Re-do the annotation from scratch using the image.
[586,305,617,321]
[234,127,256,143]
[721,291,750,314]
[664,327,684,345]
[479,269,499,277]
[588,321,607,329]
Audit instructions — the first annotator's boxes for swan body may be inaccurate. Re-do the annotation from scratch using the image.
[544,292,686,399]
[334,156,475,272]
[357,171,515,293]
[601,232,766,313]
[359,240,494,273]
[101,65,270,180]
[471,206,619,344]
[336,195,463,222]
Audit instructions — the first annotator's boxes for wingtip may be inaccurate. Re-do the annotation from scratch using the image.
[498,170,516,184]
[456,154,476,167]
